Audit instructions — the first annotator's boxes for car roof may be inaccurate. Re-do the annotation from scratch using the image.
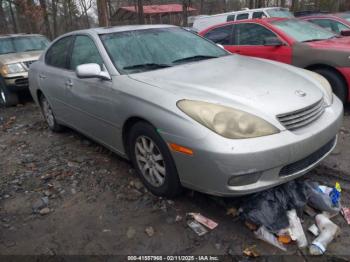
[0,33,44,39]
[301,14,340,19]
[199,17,289,33]
[67,24,177,36]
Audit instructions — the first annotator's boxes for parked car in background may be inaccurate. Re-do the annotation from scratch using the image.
[0,34,49,107]
[29,25,342,197]
[200,18,350,103]
[300,14,350,34]
[193,7,293,32]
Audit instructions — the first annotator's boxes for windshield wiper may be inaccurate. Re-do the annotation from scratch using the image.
[172,55,218,64]
[123,63,172,71]
[302,39,324,43]
[23,48,41,52]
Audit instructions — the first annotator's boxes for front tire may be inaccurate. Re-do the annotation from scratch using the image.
[0,80,19,108]
[39,94,63,132]
[128,122,182,198]
[313,68,347,103]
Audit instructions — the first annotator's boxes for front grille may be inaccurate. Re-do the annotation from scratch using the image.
[23,60,37,69]
[277,99,325,130]
[279,137,336,177]
[15,78,28,87]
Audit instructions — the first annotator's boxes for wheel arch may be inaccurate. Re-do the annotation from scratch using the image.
[305,63,348,100]
[122,116,157,158]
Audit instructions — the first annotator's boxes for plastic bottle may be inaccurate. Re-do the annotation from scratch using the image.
[309,214,340,255]
[287,209,308,248]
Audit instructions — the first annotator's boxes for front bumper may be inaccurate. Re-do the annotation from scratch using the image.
[3,72,29,92]
[164,96,343,196]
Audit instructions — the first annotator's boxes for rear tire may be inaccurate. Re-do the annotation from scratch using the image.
[128,121,182,198]
[313,68,347,103]
[0,79,19,107]
[39,94,63,132]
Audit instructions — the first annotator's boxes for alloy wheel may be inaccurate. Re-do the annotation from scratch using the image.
[134,135,166,187]
[41,98,55,128]
[0,88,6,107]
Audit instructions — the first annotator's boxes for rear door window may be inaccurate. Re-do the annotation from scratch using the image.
[235,23,277,45]
[227,14,235,22]
[236,13,249,20]
[253,12,265,19]
[204,25,234,45]
[45,36,74,69]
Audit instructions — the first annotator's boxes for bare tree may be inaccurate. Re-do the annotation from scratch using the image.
[79,0,92,27]
[51,0,58,38]
[0,0,9,33]
[97,0,108,26]
[136,0,144,24]
[39,0,52,39]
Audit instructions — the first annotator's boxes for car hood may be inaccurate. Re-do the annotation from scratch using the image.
[129,55,324,117]
[306,36,350,51]
[0,50,42,65]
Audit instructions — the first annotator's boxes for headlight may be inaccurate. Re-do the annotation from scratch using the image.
[177,100,279,139]
[0,63,26,76]
[304,70,333,105]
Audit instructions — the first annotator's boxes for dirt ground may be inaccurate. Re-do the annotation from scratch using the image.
[1,96,350,260]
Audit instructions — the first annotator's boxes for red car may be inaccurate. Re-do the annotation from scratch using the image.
[300,13,350,34]
[199,18,350,103]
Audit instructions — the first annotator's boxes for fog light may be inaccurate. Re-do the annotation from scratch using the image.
[228,172,262,186]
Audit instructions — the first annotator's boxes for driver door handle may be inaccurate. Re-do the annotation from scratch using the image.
[39,74,47,80]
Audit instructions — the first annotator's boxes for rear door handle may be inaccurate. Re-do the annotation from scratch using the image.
[65,80,73,88]
[39,74,47,79]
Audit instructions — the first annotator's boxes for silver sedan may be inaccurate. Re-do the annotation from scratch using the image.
[29,25,343,197]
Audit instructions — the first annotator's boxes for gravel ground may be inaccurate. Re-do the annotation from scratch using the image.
[0,98,350,260]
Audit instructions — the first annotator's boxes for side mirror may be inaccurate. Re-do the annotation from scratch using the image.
[340,30,350,36]
[263,36,284,46]
[76,63,111,80]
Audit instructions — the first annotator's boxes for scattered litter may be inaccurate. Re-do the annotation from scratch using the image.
[245,221,258,231]
[145,226,155,237]
[241,180,308,233]
[188,213,218,230]
[226,207,239,217]
[102,229,111,233]
[277,235,292,244]
[243,245,260,257]
[308,224,320,236]
[39,207,51,216]
[306,181,341,214]
[187,220,208,236]
[309,214,340,255]
[254,226,287,251]
[287,209,308,248]
[304,205,317,217]
[341,207,350,225]
[126,227,136,239]
[175,215,183,222]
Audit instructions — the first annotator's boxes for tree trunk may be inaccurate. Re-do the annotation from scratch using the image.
[51,0,58,38]
[8,0,17,33]
[137,0,144,24]
[97,0,108,26]
[39,0,52,39]
[249,0,255,9]
[0,0,9,34]
[182,0,188,27]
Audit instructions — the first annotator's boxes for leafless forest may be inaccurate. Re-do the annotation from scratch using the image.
[0,0,349,39]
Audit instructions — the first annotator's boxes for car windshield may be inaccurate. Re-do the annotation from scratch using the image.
[100,27,228,74]
[339,13,350,22]
[271,19,337,42]
[0,36,49,55]
[266,8,294,18]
